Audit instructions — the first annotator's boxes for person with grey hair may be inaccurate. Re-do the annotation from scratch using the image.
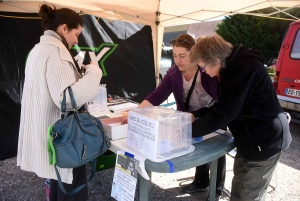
[189,34,292,201]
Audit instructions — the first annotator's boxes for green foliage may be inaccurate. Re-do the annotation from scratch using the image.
[268,67,275,74]
[216,8,300,66]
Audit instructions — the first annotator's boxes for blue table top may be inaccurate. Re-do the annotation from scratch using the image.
[144,134,235,173]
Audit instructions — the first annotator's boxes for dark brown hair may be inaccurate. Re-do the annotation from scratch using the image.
[39,4,83,76]
[39,4,83,31]
[171,34,195,51]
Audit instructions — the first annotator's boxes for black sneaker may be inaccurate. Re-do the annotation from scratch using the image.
[182,183,208,194]
[207,194,221,201]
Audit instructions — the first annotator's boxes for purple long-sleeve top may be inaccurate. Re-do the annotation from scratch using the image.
[145,64,219,112]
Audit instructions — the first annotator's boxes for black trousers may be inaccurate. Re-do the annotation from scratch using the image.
[50,165,88,201]
[193,155,226,195]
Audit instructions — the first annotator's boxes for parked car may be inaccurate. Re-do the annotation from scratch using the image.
[273,20,300,118]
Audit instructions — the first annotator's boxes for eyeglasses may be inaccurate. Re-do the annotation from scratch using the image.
[170,39,192,45]
[199,65,207,72]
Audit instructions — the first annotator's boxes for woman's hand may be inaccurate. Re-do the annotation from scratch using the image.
[81,64,86,73]
[121,116,128,125]
[185,112,197,121]
[82,62,96,73]
[191,114,198,121]
[192,114,196,121]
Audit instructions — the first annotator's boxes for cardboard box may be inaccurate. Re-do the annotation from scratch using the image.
[100,116,128,140]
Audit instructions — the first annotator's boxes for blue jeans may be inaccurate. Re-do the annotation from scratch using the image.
[230,153,281,201]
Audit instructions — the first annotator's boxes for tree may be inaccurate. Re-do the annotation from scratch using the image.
[216,8,300,66]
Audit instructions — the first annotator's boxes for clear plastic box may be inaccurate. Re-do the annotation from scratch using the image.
[89,86,108,115]
[93,86,107,107]
[126,106,193,162]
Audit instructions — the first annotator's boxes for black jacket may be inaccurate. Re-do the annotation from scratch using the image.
[192,45,292,160]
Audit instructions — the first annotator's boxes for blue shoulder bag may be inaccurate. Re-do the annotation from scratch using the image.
[47,86,111,195]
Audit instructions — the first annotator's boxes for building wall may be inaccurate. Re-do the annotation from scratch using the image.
[164,25,189,33]
[188,20,222,38]
[160,21,222,77]
[162,20,222,45]
[163,31,187,46]
[163,25,188,46]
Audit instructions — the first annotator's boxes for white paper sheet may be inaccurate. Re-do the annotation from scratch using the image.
[108,103,139,114]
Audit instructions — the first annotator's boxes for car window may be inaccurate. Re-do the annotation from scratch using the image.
[291,29,300,59]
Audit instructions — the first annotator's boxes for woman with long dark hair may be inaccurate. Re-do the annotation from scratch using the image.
[17,4,102,200]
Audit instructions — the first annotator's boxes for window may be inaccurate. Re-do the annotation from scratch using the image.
[291,29,300,59]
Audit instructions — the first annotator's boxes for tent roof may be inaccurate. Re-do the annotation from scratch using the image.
[1,0,300,27]
[1,0,299,86]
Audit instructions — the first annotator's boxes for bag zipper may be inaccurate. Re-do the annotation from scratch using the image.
[81,145,86,161]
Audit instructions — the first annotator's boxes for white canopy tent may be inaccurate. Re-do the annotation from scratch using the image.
[1,0,299,84]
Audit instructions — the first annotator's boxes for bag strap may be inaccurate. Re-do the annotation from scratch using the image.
[61,89,67,114]
[61,86,85,117]
[185,68,199,111]
[54,158,97,195]
[67,86,78,110]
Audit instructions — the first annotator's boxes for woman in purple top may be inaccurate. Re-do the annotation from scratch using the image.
[139,34,225,200]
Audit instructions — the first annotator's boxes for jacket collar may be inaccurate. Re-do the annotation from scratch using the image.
[38,30,75,64]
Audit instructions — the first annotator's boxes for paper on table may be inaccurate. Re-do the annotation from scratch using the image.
[88,104,109,117]
[111,150,139,201]
[108,102,139,114]
[110,139,150,180]
[107,122,122,126]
